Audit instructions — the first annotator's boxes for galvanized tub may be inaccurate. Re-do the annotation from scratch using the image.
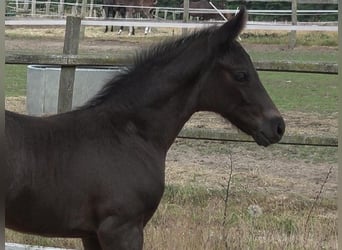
[27,65,125,116]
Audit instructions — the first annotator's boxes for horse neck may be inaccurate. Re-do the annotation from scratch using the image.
[146,87,198,150]
[101,74,201,151]
[86,34,212,150]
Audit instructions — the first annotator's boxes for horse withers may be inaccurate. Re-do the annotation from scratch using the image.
[6,7,285,250]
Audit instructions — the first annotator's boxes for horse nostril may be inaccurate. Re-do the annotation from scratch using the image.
[276,118,285,137]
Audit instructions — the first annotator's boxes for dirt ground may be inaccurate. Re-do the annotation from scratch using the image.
[5,28,338,202]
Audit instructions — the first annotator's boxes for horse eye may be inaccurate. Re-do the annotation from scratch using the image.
[234,72,248,82]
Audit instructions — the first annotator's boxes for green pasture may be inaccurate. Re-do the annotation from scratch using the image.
[241,31,338,47]
[5,64,338,115]
[5,64,27,97]
[248,49,337,63]
[259,71,338,113]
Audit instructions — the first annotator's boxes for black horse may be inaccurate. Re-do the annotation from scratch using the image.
[103,0,125,33]
[6,7,285,250]
[103,0,157,35]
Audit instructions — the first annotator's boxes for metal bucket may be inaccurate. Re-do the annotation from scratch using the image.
[27,65,125,116]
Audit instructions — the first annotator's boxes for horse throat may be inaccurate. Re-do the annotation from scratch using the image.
[111,76,200,150]
[143,83,199,149]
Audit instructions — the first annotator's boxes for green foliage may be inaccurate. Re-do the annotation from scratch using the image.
[5,64,27,97]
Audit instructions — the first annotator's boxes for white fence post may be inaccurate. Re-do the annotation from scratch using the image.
[31,0,36,15]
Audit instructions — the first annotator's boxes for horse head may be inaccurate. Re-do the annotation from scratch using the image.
[197,7,285,146]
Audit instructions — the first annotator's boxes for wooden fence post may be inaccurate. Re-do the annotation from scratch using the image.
[57,16,81,113]
[79,0,87,39]
[289,0,297,49]
[182,0,189,35]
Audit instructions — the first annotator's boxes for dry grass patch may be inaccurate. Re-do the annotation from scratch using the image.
[5,185,337,249]
[145,185,337,249]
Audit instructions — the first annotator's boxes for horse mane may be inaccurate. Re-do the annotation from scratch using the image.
[134,27,214,68]
[79,26,219,111]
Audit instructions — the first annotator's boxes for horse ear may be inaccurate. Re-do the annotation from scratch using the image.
[209,6,247,46]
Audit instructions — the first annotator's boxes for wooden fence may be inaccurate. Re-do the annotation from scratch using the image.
[5,16,338,147]
[5,53,338,74]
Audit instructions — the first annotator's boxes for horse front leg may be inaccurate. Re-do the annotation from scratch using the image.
[97,216,144,250]
[126,8,135,36]
[144,26,151,35]
[118,26,124,35]
[129,26,135,36]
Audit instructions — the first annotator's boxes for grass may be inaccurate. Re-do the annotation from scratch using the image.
[241,30,338,47]
[172,139,338,165]
[248,49,337,63]
[259,71,338,114]
[5,27,338,47]
[242,31,338,63]
[5,64,27,96]
[6,184,337,249]
[144,185,337,249]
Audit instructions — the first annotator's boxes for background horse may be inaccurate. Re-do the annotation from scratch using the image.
[103,0,157,35]
[181,0,230,21]
[103,0,125,33]
[6,7,285,250]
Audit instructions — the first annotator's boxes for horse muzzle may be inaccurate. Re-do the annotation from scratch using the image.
[253,116,285,147]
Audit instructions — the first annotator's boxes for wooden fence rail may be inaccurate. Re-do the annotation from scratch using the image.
[179,128,338,147]
[5,53,339,74]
